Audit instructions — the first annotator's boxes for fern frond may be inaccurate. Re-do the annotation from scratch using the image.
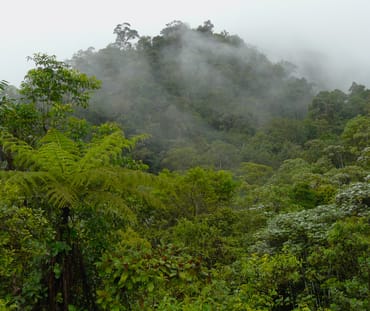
[0,170,53,197]
[124,133,150,151]
[0,131,39,169]
[71,166,122,191]
[78,131,128,170]
[39,129,80,156]
[37,142,78,177]
[83,191,136,225]
[118,169,167,214]
[36,129,79,176]
[0,161,77,209]
[45,181,78,209]
[113,169,166,215]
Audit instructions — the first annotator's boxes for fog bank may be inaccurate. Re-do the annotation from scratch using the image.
[1,0,370,90]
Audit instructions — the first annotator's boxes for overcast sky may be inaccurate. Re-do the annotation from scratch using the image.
[1,0,370,90]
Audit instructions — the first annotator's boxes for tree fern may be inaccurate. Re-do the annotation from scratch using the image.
[39,128,80,155]
[1,128,153,210]
[0,126,160,310]
[78,131,129,170]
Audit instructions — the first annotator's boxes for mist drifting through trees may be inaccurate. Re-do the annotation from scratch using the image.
[0,19,369,311]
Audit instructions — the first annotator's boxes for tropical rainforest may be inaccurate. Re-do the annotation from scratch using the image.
[0,21,369,311]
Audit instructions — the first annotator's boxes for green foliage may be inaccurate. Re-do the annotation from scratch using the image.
[0,101,42,143]
[96,230,209,310]
[236,162,274,185]
[309,90,347,124]
[155,167,237,220]
[306,218,370,311]
[113,22,140,50]
[335,180,370,216]
[0,80,8,92]
[167,218,239,266]
[342,115,370,156]
[21,53,101,108]
[19,53,100,133]
[291,182,318,209]
[0,123,153,309]
[0,182,53,308]
[238,251,302,310]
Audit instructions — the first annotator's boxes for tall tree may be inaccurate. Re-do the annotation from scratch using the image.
[113,22,140,50]
[0,127,148,310]
[20,54,101,132]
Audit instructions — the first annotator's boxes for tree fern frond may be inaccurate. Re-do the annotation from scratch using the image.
[71,166,122,191]
[72,166,154,193]
[0,170,53,196]
[37,142,78,177]
[0,131,39,169]
[119,171,167,215]
[124,133,150,151]
[39,129,80,156]
[79,131,128,170]
[37,129,79,176]
[83,191,136,225]
[45,181,78,209]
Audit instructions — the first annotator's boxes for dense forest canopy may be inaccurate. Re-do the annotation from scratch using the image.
[0,21,369,311]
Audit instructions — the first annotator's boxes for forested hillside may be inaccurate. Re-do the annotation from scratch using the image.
[0,21,369,311]
[70,21,314,171]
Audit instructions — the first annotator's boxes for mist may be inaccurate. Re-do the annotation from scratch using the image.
[256,42,370,92]
[230,0,370,91]
[2,0,370,91]
[66,20,320,170]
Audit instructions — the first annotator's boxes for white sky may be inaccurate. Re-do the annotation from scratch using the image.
[1,0,370,89]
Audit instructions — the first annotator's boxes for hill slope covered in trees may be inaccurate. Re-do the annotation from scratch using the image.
[70,21,315,171]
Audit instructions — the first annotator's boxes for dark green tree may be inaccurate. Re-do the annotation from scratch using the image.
[0,127,148,310]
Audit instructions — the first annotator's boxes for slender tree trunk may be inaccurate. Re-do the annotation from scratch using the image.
[1,148,15,170]
[60,206,71,311]
[48,256,57,311]
[48,206,71,311]
[47,206,97,311]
